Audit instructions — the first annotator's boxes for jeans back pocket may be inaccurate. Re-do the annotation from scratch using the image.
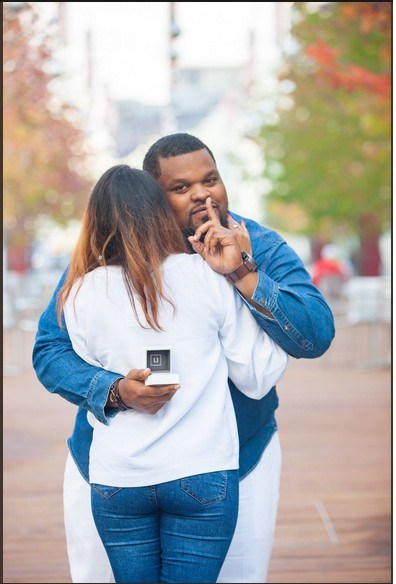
[91,483,123,499]
[180,470,228,505]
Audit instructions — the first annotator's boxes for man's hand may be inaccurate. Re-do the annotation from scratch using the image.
[188,197,244,274]
[115,368,180,415]
[189,200,272,317]
[227,214,252,255]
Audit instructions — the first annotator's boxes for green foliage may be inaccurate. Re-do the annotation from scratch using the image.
[253,2,391,245]
[4,3,92,254]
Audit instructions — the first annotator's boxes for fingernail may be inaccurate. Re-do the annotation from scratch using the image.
[207,196,212,204]
[174,385,181,389]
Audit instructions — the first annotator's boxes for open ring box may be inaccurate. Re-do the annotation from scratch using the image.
[144,348,180,386]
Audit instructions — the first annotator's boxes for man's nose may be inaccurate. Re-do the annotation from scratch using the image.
[190,186,210,202]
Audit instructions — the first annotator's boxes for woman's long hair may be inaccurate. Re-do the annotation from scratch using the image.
[57,165,188,331]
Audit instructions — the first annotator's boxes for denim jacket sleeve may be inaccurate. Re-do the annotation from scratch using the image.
[32,269,119,425]
[232,213,335,359]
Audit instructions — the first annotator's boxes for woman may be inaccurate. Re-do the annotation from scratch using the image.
[58,165,287,583]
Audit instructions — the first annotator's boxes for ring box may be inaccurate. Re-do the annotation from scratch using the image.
[144,348,179,386]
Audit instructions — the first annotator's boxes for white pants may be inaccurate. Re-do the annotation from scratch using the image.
[63,432,281,584]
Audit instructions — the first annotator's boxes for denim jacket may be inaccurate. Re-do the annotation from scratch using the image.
[32,213,335,482]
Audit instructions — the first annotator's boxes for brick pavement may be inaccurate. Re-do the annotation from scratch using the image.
[3,322,391,583]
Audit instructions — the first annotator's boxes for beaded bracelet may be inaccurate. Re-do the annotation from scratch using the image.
[108,378,130,411]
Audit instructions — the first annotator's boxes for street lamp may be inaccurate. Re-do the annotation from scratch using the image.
[162,2,180,133]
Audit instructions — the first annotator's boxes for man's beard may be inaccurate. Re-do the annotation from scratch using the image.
[182,211,229,251]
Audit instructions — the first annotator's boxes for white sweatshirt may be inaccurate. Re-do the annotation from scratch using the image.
[64,253,287,487]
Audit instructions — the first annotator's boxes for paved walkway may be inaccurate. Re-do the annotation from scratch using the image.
[267,320,391,584]
[3,321,391,583]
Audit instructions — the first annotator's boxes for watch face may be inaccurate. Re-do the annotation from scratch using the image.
[242,252,258,271]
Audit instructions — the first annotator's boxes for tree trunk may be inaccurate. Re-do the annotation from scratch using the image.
[356,214,382,276]
[5,224,32,274]
[7,245,31,274]
[310,236,327,263]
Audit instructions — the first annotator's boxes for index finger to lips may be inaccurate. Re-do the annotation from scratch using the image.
[206,197,220,224]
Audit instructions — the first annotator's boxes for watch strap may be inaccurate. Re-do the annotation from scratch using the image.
[225,253,258,284]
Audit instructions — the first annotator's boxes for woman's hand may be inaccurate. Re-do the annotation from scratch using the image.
[108,369,180,415]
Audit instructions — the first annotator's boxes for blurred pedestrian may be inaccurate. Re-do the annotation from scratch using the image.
[33,133,335,583]
[311,244,351,312]
[312,244,350,287]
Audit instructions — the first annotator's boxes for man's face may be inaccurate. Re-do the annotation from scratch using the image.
[156,149,229,236]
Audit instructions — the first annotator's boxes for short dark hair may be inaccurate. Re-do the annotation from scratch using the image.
[143,133,216,179]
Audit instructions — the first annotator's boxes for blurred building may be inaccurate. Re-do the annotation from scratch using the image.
[110,66,242,157]
[28,2,294,221]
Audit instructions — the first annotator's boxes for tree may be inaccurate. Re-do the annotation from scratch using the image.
[254,2,390,275]
[4,2,92,272]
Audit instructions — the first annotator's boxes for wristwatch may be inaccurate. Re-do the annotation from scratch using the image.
[225,252,258,284]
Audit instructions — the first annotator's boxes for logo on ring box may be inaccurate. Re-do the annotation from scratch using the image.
[144,348,179,386]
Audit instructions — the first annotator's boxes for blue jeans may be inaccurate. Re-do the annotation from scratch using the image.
[91,470,239,583]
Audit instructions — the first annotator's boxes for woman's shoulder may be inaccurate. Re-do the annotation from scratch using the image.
[82,265,122,282]
[164,253,218,277]
[163,252,202,272]
[70,266,123,297]
[164,253,228,297]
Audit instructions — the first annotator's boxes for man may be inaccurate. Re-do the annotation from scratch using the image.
[33,133,335,583]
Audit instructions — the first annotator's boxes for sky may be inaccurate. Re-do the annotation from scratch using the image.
[62,2,279,106]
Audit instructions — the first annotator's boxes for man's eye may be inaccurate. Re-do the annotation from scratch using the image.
[205,178,216,185]
[173,185,187,192]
